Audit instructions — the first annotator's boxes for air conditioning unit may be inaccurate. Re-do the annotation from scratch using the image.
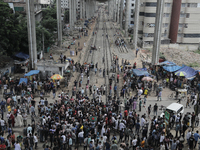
[178,29,182,32]
[165,29,168,33]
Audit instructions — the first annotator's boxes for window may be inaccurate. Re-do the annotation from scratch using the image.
[178,33,183,37]
[146,23,155,27]
[131,15,134,18]
[177,107,183,114]
[180,13,186,18]
[164,13,170,17]
[186,13,190,18]
[144,13,156,17]
[179,24,183,28]
[138,30,143,34]
[187,3,197,7]
[145,2,157,7]
[184,24,188,28]
[143,33,154,37]
[132,3,134,7]
[131,9,134,13]
[163,23,168,28]
[198,3,200,7]
[130,21,134,24]
[165,3,171,7]
[181,3,186,7]
[184,34,200,38]
[139,12,144,16]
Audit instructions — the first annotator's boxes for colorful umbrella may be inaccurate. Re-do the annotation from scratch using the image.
[51,74,63,80]
[142,77,154,82]
[175,71,187,77]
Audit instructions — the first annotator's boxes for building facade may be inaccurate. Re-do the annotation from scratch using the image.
[61,0,69,9]
[137,0,200,47]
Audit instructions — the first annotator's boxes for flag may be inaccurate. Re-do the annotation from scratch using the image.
[89,116,97,122]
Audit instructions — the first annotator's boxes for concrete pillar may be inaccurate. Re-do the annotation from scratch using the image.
[152,0,165,65]
[169,0,182,43]
[125,0,130,37]
[74,0,76,23]
[80,0,83,20]
[117,0,120,24]
[119,0,124,29]
[133,0,140,49]
[113,0,116,21]
[86,0,89,19]
[83,0,85,19]
[26,0,37,69]
[57,0,62,47]
[69,0,74,30]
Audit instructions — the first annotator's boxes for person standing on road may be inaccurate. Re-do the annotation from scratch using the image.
[157,91,162,101]
[153,103,158,116]
[194,130,200,148]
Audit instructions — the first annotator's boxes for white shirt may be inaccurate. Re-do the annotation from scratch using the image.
[1,120,5,126]
[141,117,146,127]
[4,85,7,90]
[103,136,107,143]
[78,131,84,137]
[14,143,21,150]
[132,139,137,146]
[160,135,165,143]
[119,122,126,131]
[186,131,191,139]
[34,136,38,143]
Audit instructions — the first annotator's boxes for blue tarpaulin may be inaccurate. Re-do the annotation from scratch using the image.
[15,52,29,60]
[159,61,176,66]
[133,68,150,76]
[18,78,27,85]
[175,66,198,79]
[24,70,40,76]
[163,65,184,72]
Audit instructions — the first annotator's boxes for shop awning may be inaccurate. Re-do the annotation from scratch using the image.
[18,78,27,85]
[175,66,198,79]
[15,52,29,60]
[132,68,150,76]
[163,65,184,72]
[24,70,40,76]
[158,61,176,66]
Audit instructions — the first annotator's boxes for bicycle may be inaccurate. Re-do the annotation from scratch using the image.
[168,92,176,100]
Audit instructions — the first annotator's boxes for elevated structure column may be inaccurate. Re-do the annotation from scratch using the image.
[152,0,165,65]
[169,0,182,43]
[125,0,130,37]
[74,0,76,23]
[26,0,37,69]
[83,0,86,19]
[56,0,62,47]
[133,0,140,49]
[119,0,124,29]
[80,0,83,20]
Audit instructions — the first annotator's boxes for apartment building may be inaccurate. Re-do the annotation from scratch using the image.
[4,0,46,22]
[129,0,136,27]
[61,0,69,9]
[138,0,200,48]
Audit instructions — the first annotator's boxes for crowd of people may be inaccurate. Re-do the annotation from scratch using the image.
[1,8,200,150]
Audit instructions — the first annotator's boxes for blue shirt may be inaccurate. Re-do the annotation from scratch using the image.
[194,133,200,141]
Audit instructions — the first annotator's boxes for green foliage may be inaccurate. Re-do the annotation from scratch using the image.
[64,9,69,23]
[189,62,200,68]
[0,0,57,55]
[194,50,200,54]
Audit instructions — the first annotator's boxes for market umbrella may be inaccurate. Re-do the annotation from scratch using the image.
[51,74,63,80]
[142,77,154,82]
[175,71,187,77]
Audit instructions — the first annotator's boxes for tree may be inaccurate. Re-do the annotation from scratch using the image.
[64,9,69,23]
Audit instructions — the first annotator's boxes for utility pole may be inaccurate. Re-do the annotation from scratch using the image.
[74,0,76,23]
[57,0,62,47]
[152,0,165,65]
[133,0,140,49]
[26,0,37,69]
[125,0,130,37]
